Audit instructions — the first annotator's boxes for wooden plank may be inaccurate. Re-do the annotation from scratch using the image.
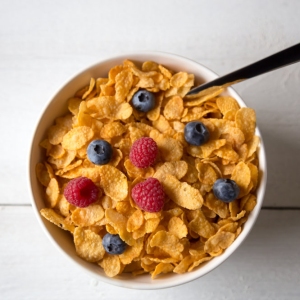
[0,206,299,299]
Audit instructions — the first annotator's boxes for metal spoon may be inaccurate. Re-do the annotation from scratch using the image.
[187,42,300,95]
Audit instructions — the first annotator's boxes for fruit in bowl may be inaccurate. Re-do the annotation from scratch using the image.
[28,52,267,289]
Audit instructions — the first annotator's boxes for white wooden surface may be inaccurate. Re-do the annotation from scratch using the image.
[1,0,300,298]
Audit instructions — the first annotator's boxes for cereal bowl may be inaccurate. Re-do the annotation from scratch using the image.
[28,52,267,289]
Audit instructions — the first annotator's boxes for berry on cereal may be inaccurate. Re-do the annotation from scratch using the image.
[102,233,127,255]
[129,137,158,168]
[87,139,113,165]
[213,178,240,202]
[132,89,155,112]
[184,121,210,146]
[63,177,99,208]
[131,177,165,212]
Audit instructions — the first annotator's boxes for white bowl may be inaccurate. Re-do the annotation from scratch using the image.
[28,52,267,290]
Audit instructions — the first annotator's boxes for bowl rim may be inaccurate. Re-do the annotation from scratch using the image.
[28,51,267,290]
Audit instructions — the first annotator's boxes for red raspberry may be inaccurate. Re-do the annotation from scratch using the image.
[129,137,158,168]
[63,177,99,208]
[131,178,165,212]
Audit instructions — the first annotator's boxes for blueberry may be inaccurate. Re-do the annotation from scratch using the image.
[87,140,113,165]
[102,233,126,255]
[184,121,210,146]
[132,89,155,112]
[213,179,240,203]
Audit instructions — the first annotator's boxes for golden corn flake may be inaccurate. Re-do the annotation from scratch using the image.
[248,162,259,190]
[204,231,235,255]
[115,69,133,102]
[48,124,68,145]
[235,107,256,142]
[82,78,96,100]
[105,208,135,246]
[168,216,188,239]
[74,227,105,262]
[40,208,75,232]
[99,255,122,278]
[247,135,260,158]
[36,163,51,187]
[100,121,126,139]
[150,130,183,162]
[205,192,229,219]
[153,161,188,182]
[231,161,251,197]
[150,230,184,259]
[68,97,82,115]
[184,86,224,107]
[55,194,74,217]
[162,174,203,210]
[71,204,104,227]
[86,96,132,120]
[127,209,144,232]
[119,237,144,265]
[188,209,216,239]
[147,92,164,121]
[142,61,159,72]
[170,72,189,88]
[196,162,218,185]
[152,115,175,136]
[163,96,184,120]
[187,139,227,158]
[152,262,174,279]
[45,178,59,208]
[216,96,240,115]
[38,59,260,279]
[98,165,128,201]
[62,126,94,150]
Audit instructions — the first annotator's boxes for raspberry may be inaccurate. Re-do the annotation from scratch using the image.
[129,137,158,168]
[63,177,99,208]
[131,178,165,212]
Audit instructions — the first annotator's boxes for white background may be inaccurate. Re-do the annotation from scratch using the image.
[0,0,299,299]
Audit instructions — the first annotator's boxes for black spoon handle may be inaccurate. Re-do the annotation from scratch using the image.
[187,42,300,95]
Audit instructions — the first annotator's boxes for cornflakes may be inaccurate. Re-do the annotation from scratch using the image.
[37,59,260,279]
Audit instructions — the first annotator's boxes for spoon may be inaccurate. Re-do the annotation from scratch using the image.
[187,42,300,95]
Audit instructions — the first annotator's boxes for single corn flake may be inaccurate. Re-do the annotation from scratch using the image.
[45,178,59,208]
[231,161,251,197]
[168,216,188,239]
[163,95,184,120]
[204,231,235,255]
[153,161,188,182]
[152,262,174,279]
[40,208,75,232]
[127,209,144,232]
[188,209,216,239]
[98,165,128,201]
[71,204,105,227]
[74,227,105,262]
[36,163,51,187]
[150,130,183,162]
[235,108,256,142]
[216,96,240,115]
[62,126,94,150]
[170,72,189,88]
[162,174,203,210]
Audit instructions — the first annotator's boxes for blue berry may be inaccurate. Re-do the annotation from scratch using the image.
[213,179,240,203]
[132,90,155,112]
[102,233,126,255]
[87,140,113,165]
[184,121,210,146]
